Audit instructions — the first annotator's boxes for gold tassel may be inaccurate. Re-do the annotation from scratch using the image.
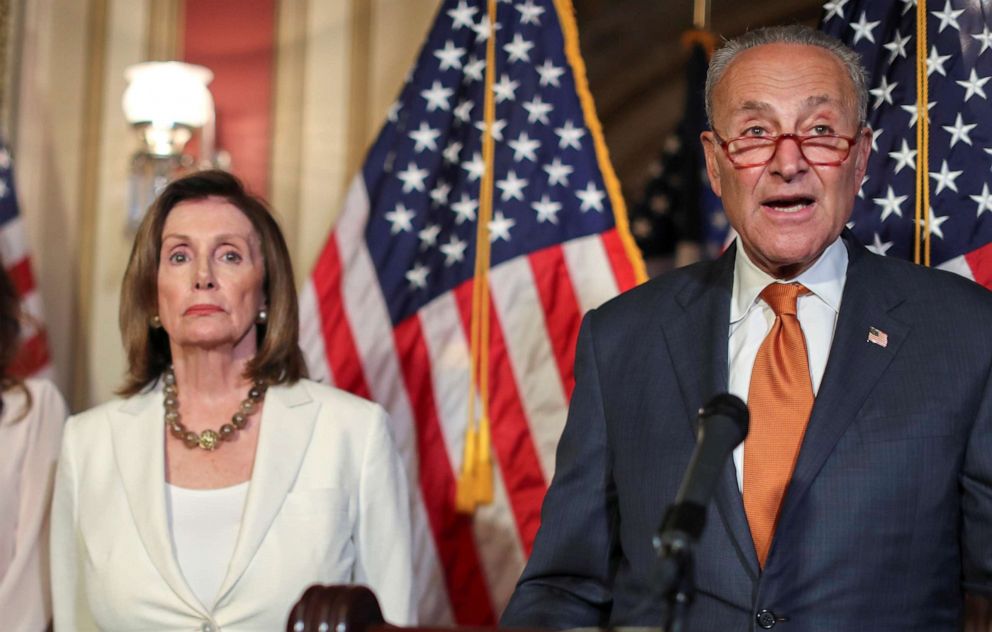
[455,424,479,513]
[473,416,493,504]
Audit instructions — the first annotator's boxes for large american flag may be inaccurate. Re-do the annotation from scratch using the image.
[297,0,644,624]
[822,0,992,287]
[0,139,51,378]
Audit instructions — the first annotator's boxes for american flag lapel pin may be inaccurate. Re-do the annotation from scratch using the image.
[867,326,888,348]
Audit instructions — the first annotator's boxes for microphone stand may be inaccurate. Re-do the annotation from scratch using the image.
[654,504,700,632]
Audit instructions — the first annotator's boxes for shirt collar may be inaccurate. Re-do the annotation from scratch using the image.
[730,236,848,323]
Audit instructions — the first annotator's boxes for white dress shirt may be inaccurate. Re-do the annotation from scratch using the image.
[728,238,848,491]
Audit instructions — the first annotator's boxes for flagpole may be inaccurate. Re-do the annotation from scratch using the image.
[693,0,710,31]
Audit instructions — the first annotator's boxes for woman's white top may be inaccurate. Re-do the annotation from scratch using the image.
[166,481,249,609]
[0,378,68,631]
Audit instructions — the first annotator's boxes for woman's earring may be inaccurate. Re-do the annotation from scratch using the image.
[150,314,162,329]
[256,308,268,324]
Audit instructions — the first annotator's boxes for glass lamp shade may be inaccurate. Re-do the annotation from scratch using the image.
[122,62,214,155]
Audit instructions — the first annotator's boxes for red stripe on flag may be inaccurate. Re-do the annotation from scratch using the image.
[528,245,582,399]
[601,229,639,292]
[6,258,35,297]
[310,236,372,399]
[393,316,496,624]
[964,242,992,290]
[10,331,50,378]
[454,282,547,554]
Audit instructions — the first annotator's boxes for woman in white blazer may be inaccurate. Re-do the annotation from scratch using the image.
[50,170,414,631]
[0,265,68,631]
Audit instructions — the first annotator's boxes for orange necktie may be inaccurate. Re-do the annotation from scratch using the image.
[744,282,813,567]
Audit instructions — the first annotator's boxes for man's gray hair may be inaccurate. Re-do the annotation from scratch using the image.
[704,25,869,128]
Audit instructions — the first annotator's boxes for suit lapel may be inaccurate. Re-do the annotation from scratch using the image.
[110,388,207,614]
[776,237,909,532]
[215,381,319,601]
[659,245,760,577]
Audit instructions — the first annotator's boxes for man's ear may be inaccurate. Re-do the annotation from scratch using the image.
[701,131,723,197]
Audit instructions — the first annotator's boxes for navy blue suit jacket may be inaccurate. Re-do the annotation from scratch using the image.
[501,235,992,630]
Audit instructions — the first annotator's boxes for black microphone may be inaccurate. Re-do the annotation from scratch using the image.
[652,394,749,632]
[658,393,749,549]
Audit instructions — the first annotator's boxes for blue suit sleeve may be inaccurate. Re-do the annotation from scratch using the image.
[962,358,992,598]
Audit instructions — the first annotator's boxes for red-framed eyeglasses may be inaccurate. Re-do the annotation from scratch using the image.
[713,131,860,168]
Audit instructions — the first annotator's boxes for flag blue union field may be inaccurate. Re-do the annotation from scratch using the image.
[299,0,644,624]
[822,0,992,287]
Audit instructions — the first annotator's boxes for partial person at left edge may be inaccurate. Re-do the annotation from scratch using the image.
[50,170,415,630]
[0,264,68,631]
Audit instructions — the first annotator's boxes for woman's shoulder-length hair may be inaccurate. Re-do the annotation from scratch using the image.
[118,169,307,397]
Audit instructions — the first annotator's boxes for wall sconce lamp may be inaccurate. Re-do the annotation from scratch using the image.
[122,61,218,231]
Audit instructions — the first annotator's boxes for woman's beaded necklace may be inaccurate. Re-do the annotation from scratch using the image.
[162,367,267,451]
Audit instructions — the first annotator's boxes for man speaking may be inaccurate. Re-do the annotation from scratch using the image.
[501,25,992,630]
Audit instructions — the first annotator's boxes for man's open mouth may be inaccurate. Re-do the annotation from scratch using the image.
[762,196,815,213]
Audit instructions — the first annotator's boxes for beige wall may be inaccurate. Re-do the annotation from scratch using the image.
[10,0,440,410]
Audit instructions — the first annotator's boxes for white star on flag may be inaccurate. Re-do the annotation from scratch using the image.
[493,75,519,103]
[536,59,565,87]
[555,120,586,150]
[409,122,442,153]
[920,209,949,239]
[970,183,992,217]
[435,40,465,70]
[385,203,416,234]
[496,170,528,201]
[397,163,429,193]
[405,263,430,290]
[870,76,898,108]
[474,118,507,141]
[462,153,485,181]
[508,132,541,162]
[867,233,894,256]
[440,235,468,266]
[450,193,478,224]
[453,100,474,123]
[421,80,454,111]
[429,181,451,206]
[516,0,545,25]
[488,210,516,242]
[523,96,553,125]
[576,182,606,212]
[973,27,992,54]
[471,16,500,42]
[544,157,574,186]
[873,186,908,221]
[884,30,911,63]
[823,0,849,22]
[463,56,485,82]
[503,34,534,63]
[956,69,990,102]
[926,46,952,77]
[902,101,936,127]
[849,11,880,44]
[929,159,963,194]
[931,0,964,33]
[942,113,976,147]
[418,224,442,249]
[447,0,477,30]
[888,139,917,173]
[531,195,562,224]
[443,140,462,164]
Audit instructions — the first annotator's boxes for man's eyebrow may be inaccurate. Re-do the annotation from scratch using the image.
[737,100,772,113]
[802,95,835,108]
